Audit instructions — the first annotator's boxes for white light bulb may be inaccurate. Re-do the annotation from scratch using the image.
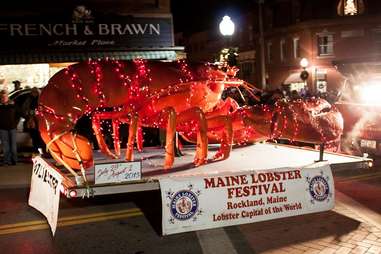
[219,15,235,36]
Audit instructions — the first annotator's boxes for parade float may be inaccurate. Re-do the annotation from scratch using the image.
[28,59,372,235]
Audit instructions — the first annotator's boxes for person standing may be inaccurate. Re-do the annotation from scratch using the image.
[0,90,18,165]
[21,87,45,155]
[11,80,22,93]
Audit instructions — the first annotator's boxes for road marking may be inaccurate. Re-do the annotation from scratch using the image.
[0,208,142,236]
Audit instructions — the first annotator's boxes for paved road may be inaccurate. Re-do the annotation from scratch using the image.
[335,157,381,214]
[1,157,381,254]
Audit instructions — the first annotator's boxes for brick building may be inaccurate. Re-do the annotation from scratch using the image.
[183,0,381,94]
[262,0,381,94]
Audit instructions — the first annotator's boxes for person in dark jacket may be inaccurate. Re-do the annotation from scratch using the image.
[0,90,18,165]
[21,87,45,154]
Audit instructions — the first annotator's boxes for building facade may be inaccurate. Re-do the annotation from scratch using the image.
[261,0,381,93]
[183,0,381,94]
[0,0,182,90]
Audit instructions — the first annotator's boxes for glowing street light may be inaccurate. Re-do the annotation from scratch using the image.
[300,58,309,87]
[219,15,235,36]
[218,15,237,67]
[300,58,309,69]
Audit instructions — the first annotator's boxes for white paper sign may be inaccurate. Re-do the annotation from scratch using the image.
[28,156,63,236]
[95,161,141,184]
[160,164,334,235]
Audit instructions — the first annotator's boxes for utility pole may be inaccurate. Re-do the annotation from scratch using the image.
[258,0,267,90]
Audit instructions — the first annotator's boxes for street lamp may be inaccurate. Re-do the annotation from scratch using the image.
[219,15,237,67]
[300,58,309,69]
[219,15,235,36]
[300,57,309,89]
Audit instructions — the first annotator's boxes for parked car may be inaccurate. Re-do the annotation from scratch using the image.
[336,77,381,156]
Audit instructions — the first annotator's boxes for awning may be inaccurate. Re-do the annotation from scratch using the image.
[0,50,179,64]
[333,57,381,78]
[283,72,304,84]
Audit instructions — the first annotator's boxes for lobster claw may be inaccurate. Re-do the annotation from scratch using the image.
[232,98,344,145]
[40,129,94,171]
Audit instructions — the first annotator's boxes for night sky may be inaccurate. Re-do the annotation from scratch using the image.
[171,0,254,35]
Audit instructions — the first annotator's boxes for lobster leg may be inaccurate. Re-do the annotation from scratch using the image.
[136,125,143,152]
[125,114,139,161]
[160,107,176,169]
[92,117,118,159]
[206,115,233,160]
[139,107,177,169]
[112,119,121,157]
[177,107,208,166]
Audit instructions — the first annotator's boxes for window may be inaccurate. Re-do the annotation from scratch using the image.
[280,39,286,62]
[239,62,254,83]
[293,38,300,59]
[317,34,334,56]
[316,69,328,93]
[337,0,365,16]
[267,42,273,63]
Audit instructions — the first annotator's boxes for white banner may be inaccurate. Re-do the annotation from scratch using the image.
[28,156,63,236]
[94,161,141,184]
[160,164,334,235]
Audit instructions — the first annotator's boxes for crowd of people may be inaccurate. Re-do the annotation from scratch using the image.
[0,90,18,165]
[0,83,44,166]
[222,86,341,107]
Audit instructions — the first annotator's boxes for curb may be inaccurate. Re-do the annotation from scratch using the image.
[336,190,381,229]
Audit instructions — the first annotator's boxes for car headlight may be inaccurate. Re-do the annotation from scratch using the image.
[360,82,381,105]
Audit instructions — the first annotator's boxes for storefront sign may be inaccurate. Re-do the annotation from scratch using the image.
[28,156,63,235]
[0,11,174,50]
[95,161,141,184]
[160,164,334,235]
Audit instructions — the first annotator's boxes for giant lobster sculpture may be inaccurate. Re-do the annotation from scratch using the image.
[36,59,343,181]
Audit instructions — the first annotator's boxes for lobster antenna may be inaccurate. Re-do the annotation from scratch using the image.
[240,83,261,102]
[236,87,248,104]
[243,81,262,93]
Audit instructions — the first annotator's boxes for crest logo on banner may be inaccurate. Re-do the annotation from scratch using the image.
[72,5,94,23]
[165,184,203,224]
[306,171,332,204]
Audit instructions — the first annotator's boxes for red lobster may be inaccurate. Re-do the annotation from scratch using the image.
[36,59,343,180]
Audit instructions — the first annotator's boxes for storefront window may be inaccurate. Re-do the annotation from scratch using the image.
[0,63,71,92]
[316,69,328,93]
[0,64,50,92]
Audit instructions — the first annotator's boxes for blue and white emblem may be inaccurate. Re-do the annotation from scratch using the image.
[308,175,330,202]
[170,190,199,221]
